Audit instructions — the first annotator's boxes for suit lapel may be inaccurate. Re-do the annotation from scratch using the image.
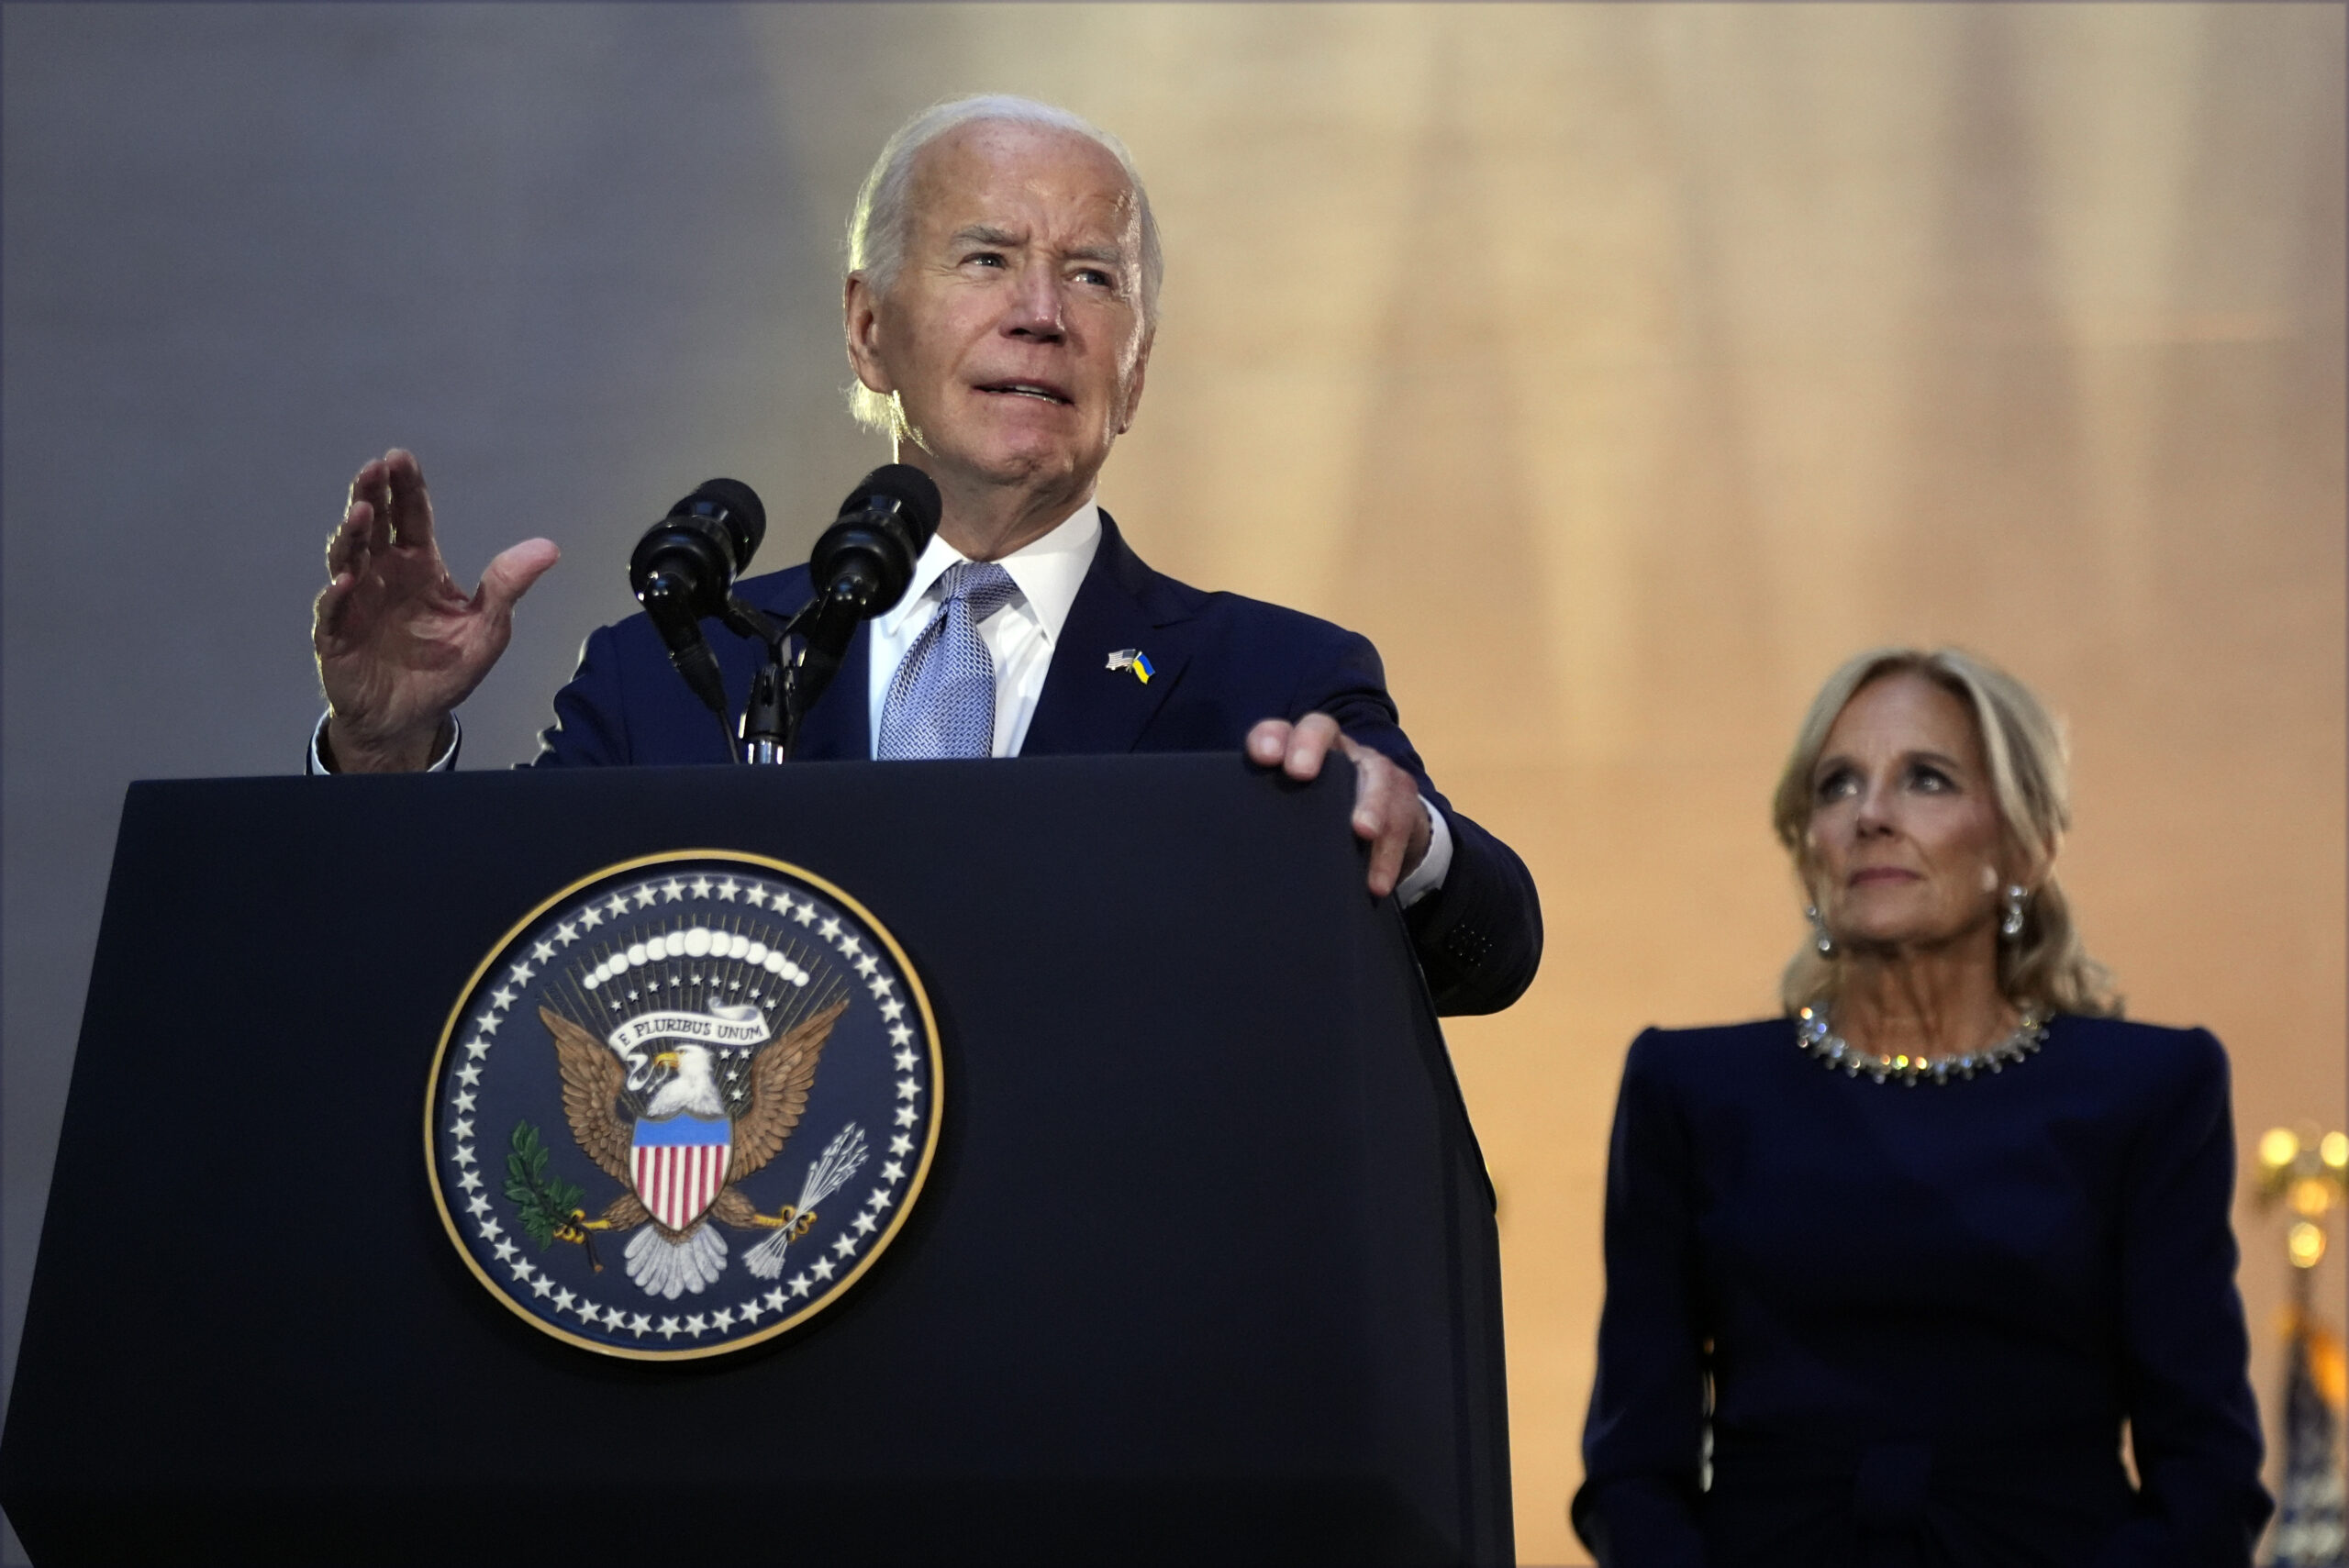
[1022,512,1195,756]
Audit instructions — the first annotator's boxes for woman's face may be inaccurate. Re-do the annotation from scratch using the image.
[1806,673,2015,953]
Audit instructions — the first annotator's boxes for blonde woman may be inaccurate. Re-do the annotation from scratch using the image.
[1574,649,2269,1567]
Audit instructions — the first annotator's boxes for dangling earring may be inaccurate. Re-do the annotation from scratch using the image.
[1806,905,1836,957]
[2000,884,2029,940]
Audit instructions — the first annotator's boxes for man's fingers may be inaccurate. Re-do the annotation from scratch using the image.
[312,576,353,643]
[1336,736,1431,898]
[382,449,435,551]
[1246,713,1341,778]
[476,538,562,619]
[1246,716,1428,899]
[1281,711,1341,780]
[335,456,400,580]
[326,495,387,580]
[349,459,392,537]
[1359,798,1410,895]
[1347,745,1408,842]
[346,456,386,507]
[326,511,362,580]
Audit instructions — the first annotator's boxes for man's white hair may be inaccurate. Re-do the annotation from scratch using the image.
[844,95,1163,436]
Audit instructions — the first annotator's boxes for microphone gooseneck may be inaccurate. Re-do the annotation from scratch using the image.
[624,467,943,764]
[775,466,946,757]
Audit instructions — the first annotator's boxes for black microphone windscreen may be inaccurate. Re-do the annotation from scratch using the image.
[841,464,941,547]
[684,478,766,567]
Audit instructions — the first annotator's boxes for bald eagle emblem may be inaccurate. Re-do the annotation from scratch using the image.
[540,995,849,1298]
[429,853,941,1360]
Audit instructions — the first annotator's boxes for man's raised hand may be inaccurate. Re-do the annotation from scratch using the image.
[311,449,560,772]
[1246,713,1432,899]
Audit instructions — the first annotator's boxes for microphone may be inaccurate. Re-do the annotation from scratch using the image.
[629,478,766,718]
[808,463,941,620]
[746,466,944,762]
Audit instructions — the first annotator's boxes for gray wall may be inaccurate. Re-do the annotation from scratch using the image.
[4,10,890,1556]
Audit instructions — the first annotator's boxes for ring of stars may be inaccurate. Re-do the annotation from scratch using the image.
[435,860,934,1353]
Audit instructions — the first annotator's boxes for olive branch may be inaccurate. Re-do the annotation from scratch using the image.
[505,1120,585,1249]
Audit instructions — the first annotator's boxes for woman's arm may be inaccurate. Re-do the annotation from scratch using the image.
[1573,1030,1711,1568]
[2094,1028,2274,1566]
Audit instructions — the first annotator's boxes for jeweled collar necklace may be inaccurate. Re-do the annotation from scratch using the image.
[1794,1002,2050,1087]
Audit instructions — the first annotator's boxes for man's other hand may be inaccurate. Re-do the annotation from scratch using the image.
[312,449,560,772]
[1246,714,1432,899]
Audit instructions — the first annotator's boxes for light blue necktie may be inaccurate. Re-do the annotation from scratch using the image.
[874,561,1021,759]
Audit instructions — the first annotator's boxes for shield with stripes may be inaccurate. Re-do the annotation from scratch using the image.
[630,1113,733,1231]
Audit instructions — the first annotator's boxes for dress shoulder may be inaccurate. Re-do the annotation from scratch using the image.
[2052,1012,2222,1054]
[1631,1018,1791,1050]
[2049,1013,2230,1098]
[1620,1018,1791,1089]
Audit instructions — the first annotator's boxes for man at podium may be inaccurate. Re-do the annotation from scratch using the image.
[306,95,1540,1017]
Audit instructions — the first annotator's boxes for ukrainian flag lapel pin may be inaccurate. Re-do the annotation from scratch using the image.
[1106,649,1154,684]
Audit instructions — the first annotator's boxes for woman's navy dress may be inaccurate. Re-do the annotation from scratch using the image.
[1574,1014,2272,1567]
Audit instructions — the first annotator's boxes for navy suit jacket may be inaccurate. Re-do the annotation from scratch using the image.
[527,513,1542,1015]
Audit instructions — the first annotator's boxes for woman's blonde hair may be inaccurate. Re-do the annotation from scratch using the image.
[1770,647,2121,1018]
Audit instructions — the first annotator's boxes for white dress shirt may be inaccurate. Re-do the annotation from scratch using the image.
[868,503,1104,760]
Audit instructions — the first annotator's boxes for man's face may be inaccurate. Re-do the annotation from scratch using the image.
[847,120,1152,506]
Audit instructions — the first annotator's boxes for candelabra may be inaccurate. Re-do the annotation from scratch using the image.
[2256,1125,2347,1568]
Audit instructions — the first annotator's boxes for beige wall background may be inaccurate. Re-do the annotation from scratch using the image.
[775,6,2342,1559]
[4,6,2341,1563]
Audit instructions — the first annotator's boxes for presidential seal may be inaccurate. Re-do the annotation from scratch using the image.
[426,851,940,1360]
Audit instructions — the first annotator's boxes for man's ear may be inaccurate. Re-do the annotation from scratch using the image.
[844,272,895,395]
[1115,327,1154,435]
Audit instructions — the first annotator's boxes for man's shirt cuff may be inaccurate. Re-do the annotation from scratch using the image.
[1396,795,1453,908]
[307,711,461,774]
